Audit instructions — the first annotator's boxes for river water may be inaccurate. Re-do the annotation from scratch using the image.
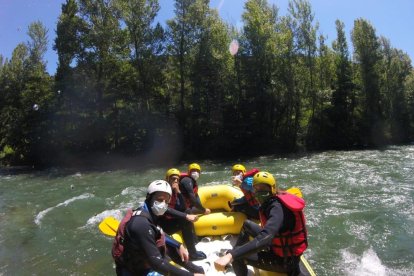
[1,145,413,275]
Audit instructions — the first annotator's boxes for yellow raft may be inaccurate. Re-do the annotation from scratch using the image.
[99,184,315,275]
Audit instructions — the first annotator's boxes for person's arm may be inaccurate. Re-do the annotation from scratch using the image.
[229,201,284,259]
[181,178,206,213]
[129,217,193,276]
[165,207,187,219]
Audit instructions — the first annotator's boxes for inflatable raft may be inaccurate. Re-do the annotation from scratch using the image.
[99,184,315,276]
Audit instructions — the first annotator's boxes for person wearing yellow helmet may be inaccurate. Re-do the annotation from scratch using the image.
[158,168,207,261]
[215,171,308,276]
[232,164,246,175]
[178,163,211,216]
[229,164,260,220]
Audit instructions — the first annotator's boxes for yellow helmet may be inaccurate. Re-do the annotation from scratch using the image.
[232,164,246,174]
[188,163,201,172]
[166,168,180,180]
[253,171,277,194]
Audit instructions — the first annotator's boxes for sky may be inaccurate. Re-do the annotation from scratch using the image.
[0,0,413,75]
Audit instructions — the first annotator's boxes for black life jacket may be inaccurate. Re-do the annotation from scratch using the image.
[112,208,166,268]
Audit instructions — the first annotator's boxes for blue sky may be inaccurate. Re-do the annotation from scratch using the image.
[1,0,413,75]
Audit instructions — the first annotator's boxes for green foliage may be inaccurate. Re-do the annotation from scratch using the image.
[0,145,14,159]
[1,0,414,167]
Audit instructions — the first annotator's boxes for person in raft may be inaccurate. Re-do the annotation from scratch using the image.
[214,172,308,276]
[179,163,211,215]
[158,168,207,261]
[229,164,260,220]
[113,180,205,276]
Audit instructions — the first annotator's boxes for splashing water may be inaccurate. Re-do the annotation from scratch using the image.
[341,248,386,276]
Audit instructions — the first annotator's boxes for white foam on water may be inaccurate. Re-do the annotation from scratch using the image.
[34,193,94,225]
[121,186,140,196]
[85,209,124,227]
[192,236,255,275]
[341,248,387,276]
[83,201,144,231]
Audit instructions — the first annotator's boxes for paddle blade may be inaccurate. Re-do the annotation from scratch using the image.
[286,187,303,198]
[99,216,120,237]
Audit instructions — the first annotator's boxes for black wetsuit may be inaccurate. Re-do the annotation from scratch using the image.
[230,198,303,276]
[158,206,199,256]
[117,203,202,275]
[179,176,206,214]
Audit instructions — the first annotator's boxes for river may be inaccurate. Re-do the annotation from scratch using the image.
[1,145,413,275]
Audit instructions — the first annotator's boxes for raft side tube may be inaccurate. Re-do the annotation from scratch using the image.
[198,185,244,212]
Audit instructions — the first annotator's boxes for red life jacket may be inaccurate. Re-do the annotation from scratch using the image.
[243,189,259,207]
[163,191,179,220]
[242,169,260,207]
[259,192,308,257]
[112,208,166,266]
[243,168,259,178]
[179,172,199,209]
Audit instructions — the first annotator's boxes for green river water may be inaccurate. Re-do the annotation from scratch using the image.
[1,145,413,275]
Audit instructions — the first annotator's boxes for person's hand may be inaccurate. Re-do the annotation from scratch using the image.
[204,208,211,215]
[186,214,199,222]
[232,176,242,186]
[214,253,233,271]
[171,179,180,193]
[177,244,189,262]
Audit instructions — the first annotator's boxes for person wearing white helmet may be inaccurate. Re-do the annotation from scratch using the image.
[113,180,205,276]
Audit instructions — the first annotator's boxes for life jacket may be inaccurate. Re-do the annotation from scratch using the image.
[243,168,259,178]
[241,169,260,207]
[259,192,308,257]
[162,190,179,220]
[179,172,199,209]
[112,207,166,267]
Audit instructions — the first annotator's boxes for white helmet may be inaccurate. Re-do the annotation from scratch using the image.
[147,180,172,196]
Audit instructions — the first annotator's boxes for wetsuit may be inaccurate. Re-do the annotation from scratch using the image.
[179,176,206,214]
[118,203,202,275]
[158,207,200,257]
[229,198,304,276]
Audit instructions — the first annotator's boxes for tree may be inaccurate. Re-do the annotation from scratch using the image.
[351,18,383,146]
[187,0,235,156]
[288,0,318,146]
[166,0,198,122]
[379,37,412,143]
[70,0,125,152]
[405,70,414,140]
[241,0,280,150]
[0,21,54,166]
[327,19,356,148]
